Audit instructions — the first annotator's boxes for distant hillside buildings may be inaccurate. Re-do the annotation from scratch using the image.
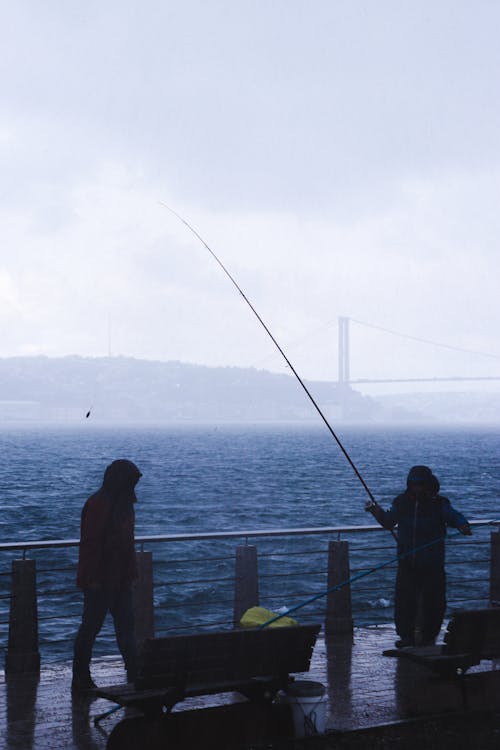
[0,356,498,424]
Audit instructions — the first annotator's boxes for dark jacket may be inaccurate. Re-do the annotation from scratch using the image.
[76,459,141,590]
[372,491,468,567]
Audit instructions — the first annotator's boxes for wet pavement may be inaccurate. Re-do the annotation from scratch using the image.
[1,624,500,749]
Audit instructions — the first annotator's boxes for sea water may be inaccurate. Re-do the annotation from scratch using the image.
[0,423,499,660]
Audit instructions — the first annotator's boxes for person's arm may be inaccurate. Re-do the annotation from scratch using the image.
[365,498,397,530]
[77,496,110,587]
[441,497,472,535]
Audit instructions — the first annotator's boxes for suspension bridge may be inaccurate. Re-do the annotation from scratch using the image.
[337,316,500,386]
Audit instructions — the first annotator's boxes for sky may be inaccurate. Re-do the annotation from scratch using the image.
[1,1,500,394]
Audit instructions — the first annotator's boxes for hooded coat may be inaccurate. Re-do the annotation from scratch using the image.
[379,491,468,566]
[76,459,141,590]
[372,466,468,567]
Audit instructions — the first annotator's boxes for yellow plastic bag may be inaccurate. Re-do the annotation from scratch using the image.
[239,606,298,628]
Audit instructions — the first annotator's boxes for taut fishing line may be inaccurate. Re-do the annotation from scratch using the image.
[257,520,495,628]
[160,203,394,535]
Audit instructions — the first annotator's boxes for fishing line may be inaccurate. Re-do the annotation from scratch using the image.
[257,520,497,629]
[160,203,390,524]
[93,522,493,725]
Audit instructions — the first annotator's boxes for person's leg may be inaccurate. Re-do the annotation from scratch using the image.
[73,588,109,687]
[394,563,418,645]
[110,588,137,682]
[419,565,446,644]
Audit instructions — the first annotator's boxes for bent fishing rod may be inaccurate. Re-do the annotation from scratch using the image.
[160,203,394,535]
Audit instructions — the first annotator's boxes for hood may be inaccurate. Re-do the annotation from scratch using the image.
[406,465,439,494]
[102,459,142,504]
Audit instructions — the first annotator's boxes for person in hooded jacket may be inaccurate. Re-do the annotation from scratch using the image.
[72,459,142,692]
[366,465,471,648]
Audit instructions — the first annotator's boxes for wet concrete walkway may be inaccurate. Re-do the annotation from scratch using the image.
[1,624,500,749]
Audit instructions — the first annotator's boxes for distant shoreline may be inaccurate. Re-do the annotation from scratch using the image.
[0,419,499,429]
[1,355,499,424]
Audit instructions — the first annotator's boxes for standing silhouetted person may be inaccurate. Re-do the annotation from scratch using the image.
[72,459,142,692]
[366,465,470,648]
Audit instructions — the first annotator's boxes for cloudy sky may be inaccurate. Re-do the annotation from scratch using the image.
[1,1,499,393]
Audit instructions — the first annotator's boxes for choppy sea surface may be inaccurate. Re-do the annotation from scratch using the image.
[1,423,499,661]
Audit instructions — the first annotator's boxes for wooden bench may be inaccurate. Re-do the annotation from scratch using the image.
[95,624,321,723]
[383,608,500,677]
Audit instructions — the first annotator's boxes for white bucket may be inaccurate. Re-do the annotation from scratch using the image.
[279,680,327,737]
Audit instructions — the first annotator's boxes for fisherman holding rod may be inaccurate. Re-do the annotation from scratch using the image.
[366,465,471,648]
[163,207,478,650]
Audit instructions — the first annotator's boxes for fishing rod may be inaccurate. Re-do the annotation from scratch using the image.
[160,203,393,531]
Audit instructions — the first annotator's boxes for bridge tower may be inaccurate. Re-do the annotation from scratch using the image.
[338,316,351,419]
[338,316,350,385]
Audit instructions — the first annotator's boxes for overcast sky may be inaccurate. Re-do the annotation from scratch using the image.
[1,1,499,393]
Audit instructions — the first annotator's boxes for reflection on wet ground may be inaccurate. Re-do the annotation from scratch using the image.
[2,624,500,749]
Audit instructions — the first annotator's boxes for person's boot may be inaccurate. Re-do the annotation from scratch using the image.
[395,637,413,648]
[419,636,436,647]
[125,652,138,684]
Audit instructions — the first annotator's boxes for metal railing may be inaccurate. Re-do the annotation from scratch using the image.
[0,519,498,665]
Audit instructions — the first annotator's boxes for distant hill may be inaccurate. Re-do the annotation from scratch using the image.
[0,356,378,423]
[1,356,496,424]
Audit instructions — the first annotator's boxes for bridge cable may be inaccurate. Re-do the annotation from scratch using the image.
[351,318,500,360]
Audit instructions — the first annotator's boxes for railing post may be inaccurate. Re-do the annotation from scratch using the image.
[133,550,155,647]
[490,530,500,606]
[234,544,259,626]
[326,540,353,637]
[6,559,40,674]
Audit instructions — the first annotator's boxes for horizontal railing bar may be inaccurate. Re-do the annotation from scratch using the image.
[258,549,326,558]
[159,599,234,609]
[260,590,323,599]
[447,581,488,588]
[156,555,234,565]
[259,571,326,579]
[447,539,491,546]
[38,613,78,622]
[350,565,396,574]
[156,623,231,634]
[350,545,399,553]
[446,561,489,567]
[39,637,74,645]
[37,567,76,574]
[0,518,496,552]
[156,576,233,586]
[157,618,254,632]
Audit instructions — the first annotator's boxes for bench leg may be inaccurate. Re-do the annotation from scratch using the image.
[93,703,122,726]
[458,676,468,712]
